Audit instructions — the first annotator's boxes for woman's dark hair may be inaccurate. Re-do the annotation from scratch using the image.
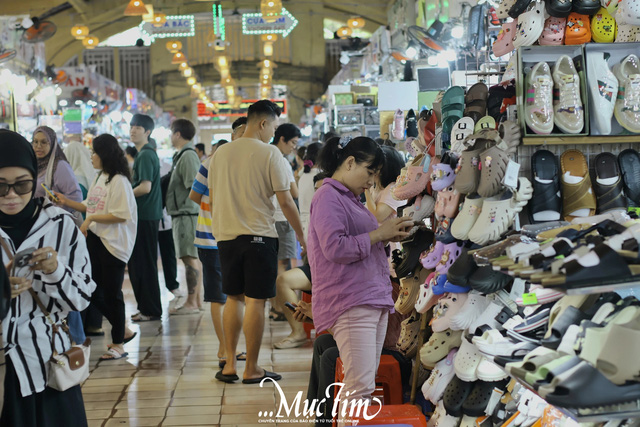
[317,136,384,176]
[297,146,307,160]
[93,134,131,183]
[378,146,405,188]
[303,142,322,173]
[125,145,138,159]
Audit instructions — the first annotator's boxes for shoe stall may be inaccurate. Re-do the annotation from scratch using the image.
[327,0,640,426]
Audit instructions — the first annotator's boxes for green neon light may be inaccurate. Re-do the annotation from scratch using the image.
[213,4,226,41]
[138,15,195,41]
[241,7,298,38]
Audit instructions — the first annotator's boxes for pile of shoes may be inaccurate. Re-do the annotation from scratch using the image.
[529,148,640,223]
[421,215,640,427]
[492,0,640,59]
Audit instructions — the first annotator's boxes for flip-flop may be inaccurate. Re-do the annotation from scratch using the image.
[618,149,640,207]
[593,152,627,214]
[242,370,282,384]
[273,336,308,349]
[123,332,137,344]
[530,149,562,223]
[236,352,247,361]
[100,347,128,361]
[216,370,240,383]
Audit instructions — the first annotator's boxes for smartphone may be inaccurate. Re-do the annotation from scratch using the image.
[41,183,60,203]
[284,302,297,312]
[14,248,35,268]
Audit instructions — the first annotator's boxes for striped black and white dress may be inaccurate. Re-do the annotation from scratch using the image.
[1,204,96,397]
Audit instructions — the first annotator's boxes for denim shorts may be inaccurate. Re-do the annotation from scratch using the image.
[197,248,227,304]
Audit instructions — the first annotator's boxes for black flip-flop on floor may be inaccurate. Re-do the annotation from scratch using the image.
[593,152,627,214]
[619,149,640,207]
[215,370,239,383]
[123,332,137,344]
[530,149,562,223]
[242,370,282,384]
[220,352,247,368]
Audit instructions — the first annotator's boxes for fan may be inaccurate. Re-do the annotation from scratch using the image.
[22,19,57,43]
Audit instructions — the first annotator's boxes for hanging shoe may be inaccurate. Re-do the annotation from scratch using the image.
[513,0,548,48]
[616,0,640,24]
[392,109,405,139]
[538,16,567,45]
[565,12,592,44]
[591,7,617,42]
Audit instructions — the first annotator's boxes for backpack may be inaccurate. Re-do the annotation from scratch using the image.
[161,148,196,208]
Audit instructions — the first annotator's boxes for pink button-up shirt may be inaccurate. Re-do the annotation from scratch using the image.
[308,178,394,332]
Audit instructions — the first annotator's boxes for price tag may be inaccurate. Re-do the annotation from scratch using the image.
[502,160,520,189]
[628,207,640,216]
[521,293,539,305]
[510,278,526,301]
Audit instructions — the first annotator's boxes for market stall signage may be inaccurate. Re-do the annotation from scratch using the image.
[242,8,298,37]
[139,15,196,40]
[197,99,287,117]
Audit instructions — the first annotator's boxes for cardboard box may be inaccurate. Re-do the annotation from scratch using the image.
[517,45,589,137]
[585,42,640,136]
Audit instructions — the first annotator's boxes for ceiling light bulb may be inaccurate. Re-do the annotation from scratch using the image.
[187,77,196,85]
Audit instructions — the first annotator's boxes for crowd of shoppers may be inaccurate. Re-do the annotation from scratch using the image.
[0,98,416,426]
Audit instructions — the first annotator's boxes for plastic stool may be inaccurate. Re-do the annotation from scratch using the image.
[349,405,427,426]
[335,355,403,405]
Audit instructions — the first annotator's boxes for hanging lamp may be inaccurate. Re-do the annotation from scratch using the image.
[337,26,352,38]
[71,25,89,39]
[124,0,148,16]
[142,5,155,22]
[171,51,186,64]
[152,13,167,27]
[260,0,282,23]
[82,35,99,49]
[166,40,182,53]
[347,17,365,29]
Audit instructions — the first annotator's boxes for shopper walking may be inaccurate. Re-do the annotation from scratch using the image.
[307,136,413,422]
[189,118,246,365]
[166,119,202,315]
[55,134,138,360]
[128,114,163,322]
[210,100,305,384]
[0,130,96,427]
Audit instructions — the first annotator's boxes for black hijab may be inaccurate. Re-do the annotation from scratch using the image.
[0,130,42,248]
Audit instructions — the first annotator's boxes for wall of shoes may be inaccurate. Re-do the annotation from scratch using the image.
[389,1,640,425]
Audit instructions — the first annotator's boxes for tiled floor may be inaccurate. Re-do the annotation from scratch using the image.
[83,265,314,427]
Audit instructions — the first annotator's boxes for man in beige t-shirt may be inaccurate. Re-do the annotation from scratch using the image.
[209,100,305,384]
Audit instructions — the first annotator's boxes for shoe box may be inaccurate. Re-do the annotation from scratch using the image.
[585,42,640,136]
[516,45,590,138]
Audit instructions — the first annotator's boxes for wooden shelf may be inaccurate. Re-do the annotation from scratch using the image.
[523,135,640,145]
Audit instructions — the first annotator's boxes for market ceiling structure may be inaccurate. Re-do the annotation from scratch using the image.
[5,0,389,122]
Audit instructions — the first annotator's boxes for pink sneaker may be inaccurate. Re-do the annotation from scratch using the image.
[538,16,567,45]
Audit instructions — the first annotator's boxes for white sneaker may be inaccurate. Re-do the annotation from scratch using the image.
[525,62,554,135]
[587,52,618,134]
[613,54,640,133]
[552,55,584,134]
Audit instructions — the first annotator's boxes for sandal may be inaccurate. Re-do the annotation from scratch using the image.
[273,336,308,349]
[443,375,475,417]
[393,154,431,200]
[421,240,445,269]
[493,19,518,57]
[468,177,533,246]
[395,268,429,315]
[396,227,435,278]
[450,292,489,331]
[618,149,640,207]
[450,195,483,241]
[453,336,484,382]
[539,16,567,45]
[447,250,480,288]
[440,186,463,219]
[431,162,457,192]
[560,149,597,221]
[100,347,128,361]
[530,149,562,223]
[477,144,511,198]
[420,329,463,369]
[462,379,509,417]
[435,241,464,274]
[422,349,457,404]
[450,117,475,156]
[464,83,489,124]
[415,272,443,313]
[593,152,627,213]
[474,116,496,132]
[431,293,469,332]
[397,312,421,358]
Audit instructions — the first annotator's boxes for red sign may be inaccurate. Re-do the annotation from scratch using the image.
[197,99,287,118]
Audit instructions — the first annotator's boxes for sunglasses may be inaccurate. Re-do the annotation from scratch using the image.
[0,180,34,197]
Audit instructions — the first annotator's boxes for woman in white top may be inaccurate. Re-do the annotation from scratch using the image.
[56,134,138,360]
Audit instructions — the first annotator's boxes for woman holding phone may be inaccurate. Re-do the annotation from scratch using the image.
[55,134,138,361]
[307,136,413,423]
[0,130,95,426]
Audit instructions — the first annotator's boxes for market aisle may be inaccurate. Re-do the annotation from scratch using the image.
[82,263,314,427]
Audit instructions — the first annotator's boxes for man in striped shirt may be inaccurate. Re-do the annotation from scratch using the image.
[189,117,246,365]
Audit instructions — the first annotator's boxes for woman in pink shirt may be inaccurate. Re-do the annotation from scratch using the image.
[307,136,413,421]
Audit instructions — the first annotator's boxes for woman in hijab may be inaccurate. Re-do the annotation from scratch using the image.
[63,139,96,199]
[0,130,96,427]
[32,126,82,206]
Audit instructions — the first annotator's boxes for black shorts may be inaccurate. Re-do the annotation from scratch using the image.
[299,263,312,282]
[218,235,279,299]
